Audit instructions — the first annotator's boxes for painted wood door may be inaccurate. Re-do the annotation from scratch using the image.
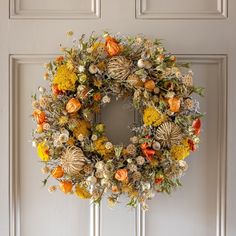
[0,0,235,236]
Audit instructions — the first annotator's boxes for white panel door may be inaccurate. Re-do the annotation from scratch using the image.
[0,0,235,236]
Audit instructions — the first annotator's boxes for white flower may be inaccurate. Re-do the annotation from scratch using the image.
[130,136,139,144]
[32,140,37,147]
[105,142,113,149]
[86,176,97,184]
[91,134,98,141]
[61,128,69,136]
[165,91,175,99]
[78,65,85,73]
[38,86,46,93]
[43,123,50,130]
[142,182,151,191]
[136,156,145,165]
[179,160,188,171]
[102,95,111,104]
[52,131,60,139]
[53,139,62,147]
[157,47,164,53]
[137,59,145,68]
[154,87,160,94]
[59,133,69,143]
[48,185,57,193]
[87,47,93,53]
[101,178,110,187]
[152,141,161,150]
[171,67,179,74]
[144,61,152,69]
[128,164,137,172]
[89,64,98,74]
[77,134,84,142]
[175,71,182,79]
[95,161,105,170]
[32,101,40,109]
[127,158,133,163]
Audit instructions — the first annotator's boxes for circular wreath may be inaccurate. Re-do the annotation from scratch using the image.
[31,32,203,209]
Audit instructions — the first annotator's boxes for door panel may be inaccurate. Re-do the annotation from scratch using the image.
[10,57,91,236]
[0,0,235,236]
[146,56,227,236]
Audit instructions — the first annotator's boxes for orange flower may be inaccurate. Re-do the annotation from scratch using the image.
[59,181,73,194]
[111,185,120,194]
[51,166,64,178]
[105,36,121,56]
[192,118,201,135]
[33,109,46,124]
[188,139,197,151]
[93,92,102,101]
[115,169,128,181]
[144,80,155,91]
[66,98,81,113]
[52,84,61,95]
[37,124,44,133]
[168,97,180,112]
[55,56,64,63]
[155,175,164,185]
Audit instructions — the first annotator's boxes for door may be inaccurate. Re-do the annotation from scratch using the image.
[0,0,235,236]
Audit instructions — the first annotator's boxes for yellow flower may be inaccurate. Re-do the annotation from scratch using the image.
[67,137,75,146]
[75,185,91,199]
[58,116,68,126]
[73,119,91,138]
[37,142,49,161]
[143,107,166,126]
[93,77,103,88]
[94,136,113,157]
[95,123,105,133]
[91,42,104,52]
[53,65,77,91]
[66,60,74,71]
[170,140,190,160]
[66,30,74,37]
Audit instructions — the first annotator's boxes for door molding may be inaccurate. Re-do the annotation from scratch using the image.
[10,0,101,19]
[135,0,228,19]
[9,54,227,236]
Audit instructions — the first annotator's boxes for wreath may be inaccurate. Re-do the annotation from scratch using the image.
[31,32,203,209]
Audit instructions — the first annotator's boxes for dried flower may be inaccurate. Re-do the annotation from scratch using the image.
[152,141,161,150]
[41,166,50,174]
[37,142,49,161]
[156,122,182,148]
[136,156,145,165]
[61,146,85,176]
[182,74,193,87]
[53,65,77,91]
[75,185,91,199]
[115,169,128,181]
[128,164,137,172]
[130,136,139,144]
[132,171,141,182]
[126,144,136,156]
[48,185,57,193]
[102,95,111,104]
[105,36,121,56]
[143,107,166,127]
[105,142,113,149]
